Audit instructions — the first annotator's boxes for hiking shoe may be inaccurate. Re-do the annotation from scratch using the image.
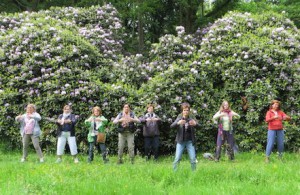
[40,158,44,163]
[20,158,26,163]
[265,157,270,163]
[74,158,79,164]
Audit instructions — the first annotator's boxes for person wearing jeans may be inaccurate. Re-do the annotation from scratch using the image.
[15,104,44,163]
[56,105,79,163]
[171,103,198,171]
[265,100,291,163]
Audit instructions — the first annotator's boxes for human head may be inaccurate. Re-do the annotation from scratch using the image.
[63,105,72,114]
[123,104,130,114]
[181,103,190,118]
[270,100,281,110]
[147,104,154,113]
[219,100,230,111]
[92,106,102,117]
[26,104,36,114]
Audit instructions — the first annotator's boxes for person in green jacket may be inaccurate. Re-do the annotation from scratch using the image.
[85,106,109,163]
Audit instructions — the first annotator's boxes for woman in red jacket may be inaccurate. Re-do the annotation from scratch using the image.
[265,100,291,163]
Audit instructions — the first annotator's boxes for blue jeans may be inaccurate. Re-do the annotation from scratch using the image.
[266,130,284,157]
[173,141,196,171]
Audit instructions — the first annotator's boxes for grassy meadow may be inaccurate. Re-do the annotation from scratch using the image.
[0,150,299,195]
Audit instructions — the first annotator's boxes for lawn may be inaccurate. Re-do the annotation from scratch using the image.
[0,151,299,195]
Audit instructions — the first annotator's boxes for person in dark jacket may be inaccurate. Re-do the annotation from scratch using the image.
[139,104,161,161]
[171,103,198,171]
[56,105,79,163]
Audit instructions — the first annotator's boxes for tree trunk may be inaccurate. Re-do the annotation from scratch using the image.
[138,12,144,53]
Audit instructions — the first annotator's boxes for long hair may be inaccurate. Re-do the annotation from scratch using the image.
[219,100,231,112]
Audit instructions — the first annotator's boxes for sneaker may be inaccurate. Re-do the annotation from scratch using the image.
[56,158,62,163]
[265,157,270,163]
[40,158,44,163]
[74,158,79,164]
[20,158,26,163]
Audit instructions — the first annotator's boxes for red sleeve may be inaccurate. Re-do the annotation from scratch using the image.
[279,111,287,118]
[265,111,274,123]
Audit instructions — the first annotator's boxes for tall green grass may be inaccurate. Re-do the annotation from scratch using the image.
[0,150,299,195]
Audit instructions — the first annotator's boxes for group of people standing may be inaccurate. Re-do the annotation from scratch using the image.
[15,99,291,171]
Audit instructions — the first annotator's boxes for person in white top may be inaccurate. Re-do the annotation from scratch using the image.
[212,100,240,162]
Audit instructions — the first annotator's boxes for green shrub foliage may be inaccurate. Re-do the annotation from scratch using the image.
[0,7,299,154]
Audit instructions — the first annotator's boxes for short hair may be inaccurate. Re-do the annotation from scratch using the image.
[92,106,102,115]
[63,105,71,110]
[147,104,155,110]
[27,104,36,111]
[270,100,281,109]
[181,102,190,111]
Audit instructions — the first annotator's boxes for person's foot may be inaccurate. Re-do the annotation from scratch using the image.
[20,158,26,163]
[40,158,44,163]
[104,158,109,164]
[265,157,270,163]
[130,158,134,164]
[117,159,123,164]
[56,158,62,163]
[74,158,79,164]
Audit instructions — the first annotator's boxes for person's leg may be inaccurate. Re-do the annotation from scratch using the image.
[31,135,43,160]
[266,130,276,157]
[22,134,31,161]
[127,132,135,164]
[56,133,67,162]
[118,133,126,163]
[186,141,196,171]
[265,130,276,163]
[173,142,185,171]
[67,134,79,163]
[276,130,285,158]
[153,136,160,161]
[99,143,108,163]
[215,132,224,161]
[227,132,235,160]
[88,136,96,162]
[144,137,151,160]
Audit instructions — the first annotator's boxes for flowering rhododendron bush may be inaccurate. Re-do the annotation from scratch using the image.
[0,6,299,154]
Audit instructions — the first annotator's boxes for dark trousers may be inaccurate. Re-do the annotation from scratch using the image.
[144,136,159,160]
[88,136,108,162]
[215,130,234,160]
